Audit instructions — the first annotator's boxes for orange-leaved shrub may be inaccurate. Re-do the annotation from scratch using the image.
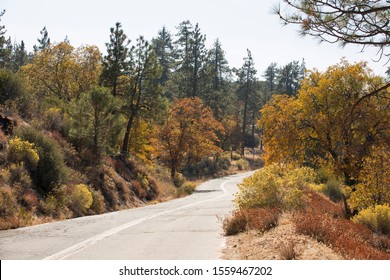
[293,190,390,259]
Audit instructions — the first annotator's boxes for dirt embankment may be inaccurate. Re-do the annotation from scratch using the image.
[221,213,343,260]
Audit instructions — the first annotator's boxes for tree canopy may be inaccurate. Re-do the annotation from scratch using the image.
[274,0,390,60]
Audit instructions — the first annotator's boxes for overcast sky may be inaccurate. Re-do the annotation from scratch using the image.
[2,0,387,77]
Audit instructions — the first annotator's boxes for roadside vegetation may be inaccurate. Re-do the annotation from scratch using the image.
[0,1,389,263]
[1,11,266,229]
[223,0,390,260]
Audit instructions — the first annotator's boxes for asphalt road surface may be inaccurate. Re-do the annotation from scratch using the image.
[0,171,254,260]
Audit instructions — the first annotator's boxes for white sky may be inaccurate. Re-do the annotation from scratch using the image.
[2,0,388,77]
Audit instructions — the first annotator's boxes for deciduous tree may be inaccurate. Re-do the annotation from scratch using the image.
[259,60,390,185]
[120,36,162,156]
[21,42,101,101]
[157,97,223,178]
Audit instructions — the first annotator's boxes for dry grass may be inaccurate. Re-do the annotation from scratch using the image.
[279,241,297,260]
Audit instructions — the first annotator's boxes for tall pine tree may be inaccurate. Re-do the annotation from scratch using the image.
[33,27,51,52]
[101,22,131,96]
[236,49,257,156]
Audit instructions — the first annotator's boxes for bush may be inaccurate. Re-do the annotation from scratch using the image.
[176,181,196,197]
[293,210,389,259]
[231,153,241,161]
[222,210,248,236]
[236,158,250,171]
[0,186,18,217]
[69,184,93,215]
[315,166,336,184]
[234,164,315,210]
[348,146,390,211]
[322,179,344,203]
[8,163,33,191]
[44,107,63,131]
[39,194,59,216]
[183,156,231,177]
[352,205,390,235]
[0,68,26,104]
[17,127,68,193]
[7,137,39,171]
[222,208,280,236]
[89,187,106,214]
[173,173,185,188]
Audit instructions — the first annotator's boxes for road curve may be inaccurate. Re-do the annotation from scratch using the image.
[0,171,254,260]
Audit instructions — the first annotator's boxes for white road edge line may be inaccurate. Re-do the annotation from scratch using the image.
[43,175,243,260]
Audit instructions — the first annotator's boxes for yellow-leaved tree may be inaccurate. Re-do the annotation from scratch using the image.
[21,42,101,102]
[259,60,389,184]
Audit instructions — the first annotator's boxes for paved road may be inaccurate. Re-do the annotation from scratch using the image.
[0,171,254,260]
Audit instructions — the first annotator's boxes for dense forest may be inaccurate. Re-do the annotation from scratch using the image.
[0,0,389,253]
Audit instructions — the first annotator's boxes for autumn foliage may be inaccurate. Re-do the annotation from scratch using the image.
[259,60,389,183]
[259,60,390,217]
[157,97,224,178]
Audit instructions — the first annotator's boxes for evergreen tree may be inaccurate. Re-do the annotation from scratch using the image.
[0,11,12,69]
[33,27,51,52]
[152,26,175,87]
[264,62,277,94]
[202,39,231,119]
[0,9,6,67]
[68,86,122,164]
[173,20,194,98]
[190,23,206,98]
[236,49,257,156]
[101,22,131,96]
[276,60,304,96]
[12,40,29,71]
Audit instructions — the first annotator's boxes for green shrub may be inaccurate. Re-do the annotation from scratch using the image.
[17,127,68,193]
[231,153,241,161]
[352,205,390,235]
[0,68,26,104]
[44,107,63,131]
[315,166,336,184]
[236,158,250,171]
[39,194,58,216]
[322,179,344,202]
[176,181,196,197]
[173,173,185,188]
[183,156,231,177]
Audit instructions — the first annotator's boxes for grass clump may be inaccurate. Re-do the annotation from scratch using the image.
[279,241,297,260]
